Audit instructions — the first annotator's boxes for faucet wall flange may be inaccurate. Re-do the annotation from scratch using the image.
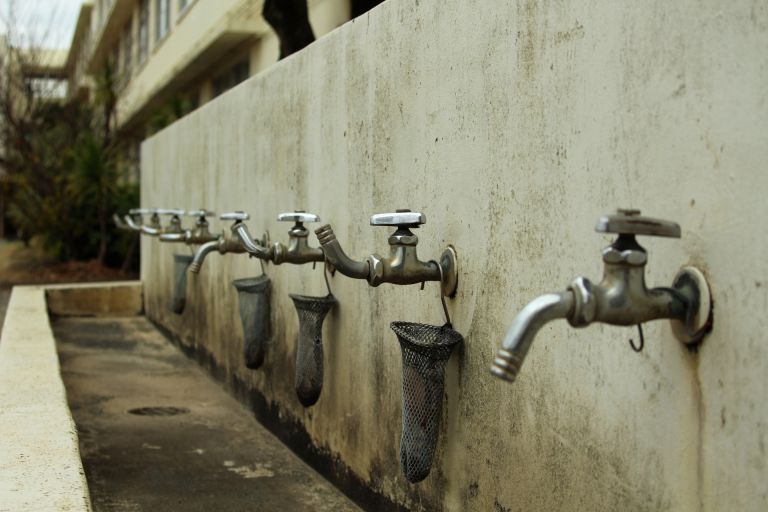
[439,246,458,298]
[670,266,712,345]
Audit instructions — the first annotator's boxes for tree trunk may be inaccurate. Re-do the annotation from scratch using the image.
[120,233,138,275]
[97,194,108,266]
[97,212,108,265]
[263,0,316,59]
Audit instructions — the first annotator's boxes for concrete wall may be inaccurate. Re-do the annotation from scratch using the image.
[141,0,768,510]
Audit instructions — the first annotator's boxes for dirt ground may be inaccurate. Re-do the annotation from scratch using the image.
[0,239,136,287]
[0,239,137,329]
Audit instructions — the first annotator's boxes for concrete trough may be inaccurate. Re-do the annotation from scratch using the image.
[0,280,358,511]
[0,281,141,511]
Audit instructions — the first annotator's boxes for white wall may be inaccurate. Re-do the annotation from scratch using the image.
[141,0,768,510]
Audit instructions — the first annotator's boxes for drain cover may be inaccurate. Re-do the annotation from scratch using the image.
[128,406,190,416]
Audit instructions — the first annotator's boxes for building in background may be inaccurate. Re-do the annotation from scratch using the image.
[66,2,94,102]
[65,0,352,179]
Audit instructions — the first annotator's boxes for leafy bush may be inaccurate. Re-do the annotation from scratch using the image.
[5,96,138,267]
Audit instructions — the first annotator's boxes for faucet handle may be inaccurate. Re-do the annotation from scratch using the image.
[370,209,425,228]
[186,209,215,219]
[277,211,319,223]
[220,211,250,222]
[156,208,186,216]
[595,209,681,238]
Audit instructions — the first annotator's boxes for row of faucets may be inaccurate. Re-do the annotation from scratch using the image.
[115,206,713,383]
[115,207,459,294]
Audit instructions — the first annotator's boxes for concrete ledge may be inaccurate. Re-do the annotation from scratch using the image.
[46,281,143,317]
[0,286,92,511]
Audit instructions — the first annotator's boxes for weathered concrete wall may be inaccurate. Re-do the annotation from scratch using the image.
[141,0,768,510]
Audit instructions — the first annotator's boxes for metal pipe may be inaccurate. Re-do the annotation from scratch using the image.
[123,215,142,232]
[113,214,131,231]
[140,225,161,236]
[159,232,187,243]
[189,238,221,273]
[315,224,369,280]
[491,291,575,382]
[232,223,273,259]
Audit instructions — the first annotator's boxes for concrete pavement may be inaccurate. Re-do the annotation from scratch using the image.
[54,315,360,512]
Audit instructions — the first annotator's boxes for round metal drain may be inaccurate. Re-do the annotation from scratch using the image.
[128,406,190,416]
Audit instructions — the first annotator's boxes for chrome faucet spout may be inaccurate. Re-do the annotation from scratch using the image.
[315,224,370,279]
[124,208,165,235]
[159,231,188,243]
[232,222,272,259]
[123,215,141,231]
[491,292,575,382]
[113,214,131,231]
[189,238,221,273]
[141,225,161,236]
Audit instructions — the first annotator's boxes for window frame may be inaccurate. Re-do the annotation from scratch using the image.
[122,20,133,78]
[155,0,171,42]
[138,0,149,64]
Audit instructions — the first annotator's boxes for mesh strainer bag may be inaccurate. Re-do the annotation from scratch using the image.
[232,275,272,369]
[391,321,463,483]
[171,254,194,314]
[289,294,337,407]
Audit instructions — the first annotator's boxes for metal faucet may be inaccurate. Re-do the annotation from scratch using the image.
[159,209,218,245]
[490,209,713,383]
[314,209,458,297]
[231,210,324,265]
[124,208,184,236]
[123,208,160,234]
[113,213,133,231]
[188,211,267,273]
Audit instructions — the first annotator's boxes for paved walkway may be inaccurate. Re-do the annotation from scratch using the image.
[53,316,360,512]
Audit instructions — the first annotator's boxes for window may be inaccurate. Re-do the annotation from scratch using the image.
[100,0,115,27]
[29,78,67,100]
[138,0,149,63]
[156,0,170,41]
[212,59,250,98]
[122,21,133,76]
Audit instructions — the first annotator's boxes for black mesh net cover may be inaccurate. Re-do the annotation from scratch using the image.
[232,275,272,369]
[171,253,193,314]
[391,321,462,483]
[290,293,336,407]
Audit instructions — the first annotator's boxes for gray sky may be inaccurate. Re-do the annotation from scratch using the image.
[0,0,83,49]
